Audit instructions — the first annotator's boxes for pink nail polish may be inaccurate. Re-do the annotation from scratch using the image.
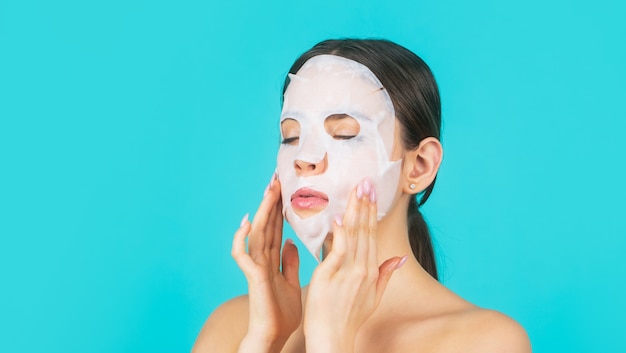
[334,215,343,227]
[369,187,377,203]
[396,255,409,269]
[270,173,276,188]
[240,213,249,227]
[363,178,371,195]
[356,182,363,199]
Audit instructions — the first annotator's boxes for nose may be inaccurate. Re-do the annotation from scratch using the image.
[294,153,328,177]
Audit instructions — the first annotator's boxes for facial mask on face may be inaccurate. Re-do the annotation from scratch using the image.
[277,54,401,261]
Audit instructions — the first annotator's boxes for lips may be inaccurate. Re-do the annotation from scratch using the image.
[290,187,329,210]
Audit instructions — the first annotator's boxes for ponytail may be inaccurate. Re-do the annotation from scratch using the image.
[407,184,438,280]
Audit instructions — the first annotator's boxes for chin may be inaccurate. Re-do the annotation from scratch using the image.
[292,206,326,219]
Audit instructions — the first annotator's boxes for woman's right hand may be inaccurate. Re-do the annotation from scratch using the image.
[231,175,302,353]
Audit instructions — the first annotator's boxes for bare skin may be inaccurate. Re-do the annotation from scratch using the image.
[192,137,531,353]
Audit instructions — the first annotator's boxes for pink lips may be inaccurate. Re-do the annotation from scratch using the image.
[290,187,329,210]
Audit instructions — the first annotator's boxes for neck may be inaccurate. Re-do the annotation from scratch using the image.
[375,195,413,262]
[322,194,444,317]
[321,194,415,263]
[319,196,470,325]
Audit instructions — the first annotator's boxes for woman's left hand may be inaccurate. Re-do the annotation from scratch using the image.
[303,178,406,353]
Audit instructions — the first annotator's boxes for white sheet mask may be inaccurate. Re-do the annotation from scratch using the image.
[277,55,402,261]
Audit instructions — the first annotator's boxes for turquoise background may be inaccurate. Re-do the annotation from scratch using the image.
[1,0,625,352]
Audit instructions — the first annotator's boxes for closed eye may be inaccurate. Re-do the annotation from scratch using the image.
[280,118,300,146]
[324,114,360,141]
[334,135,356,140]
[281,136,299,145]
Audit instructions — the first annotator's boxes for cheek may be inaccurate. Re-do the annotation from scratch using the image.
[389,121,405,161]
[276,164,293,214]
[276,145,297,170]
[276,149,296,189]
[330,138,381,165]
[326,142,383,185]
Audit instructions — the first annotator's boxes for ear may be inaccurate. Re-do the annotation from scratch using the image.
[401,137,443,194]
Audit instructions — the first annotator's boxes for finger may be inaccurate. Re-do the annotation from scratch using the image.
[231,215,256,274]
[375,255,407,306]
[248,174,279,258]
[323,216,347,274]
[262,174,279,247]
[281,238,300,288]
[355,179,372,266]
[269,179,284,252]
[367,184,378,275]
[343,182,362,264]
[269,192,284,273]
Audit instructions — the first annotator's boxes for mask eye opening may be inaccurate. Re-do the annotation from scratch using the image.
[280,118,301,145]
[324,114,360,140]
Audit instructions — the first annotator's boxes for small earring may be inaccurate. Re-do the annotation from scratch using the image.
[409,183,416,190]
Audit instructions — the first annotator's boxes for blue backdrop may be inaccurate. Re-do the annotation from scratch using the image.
[1,0,625,352]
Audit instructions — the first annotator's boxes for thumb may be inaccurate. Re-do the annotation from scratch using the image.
[375,255,408,304]
[282,238,300,288]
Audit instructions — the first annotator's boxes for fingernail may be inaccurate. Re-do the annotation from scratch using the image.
[334,215,343,227]
[369,186,377,203]
[363,178,371,195]
[270,173,276,188]
[396,255,409,269]
[356,181,363,199]
[285,238,294,245]
[240,213,249,228]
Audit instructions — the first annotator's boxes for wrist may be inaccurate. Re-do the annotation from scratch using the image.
[304,327,356,353]
[238,331,290,353]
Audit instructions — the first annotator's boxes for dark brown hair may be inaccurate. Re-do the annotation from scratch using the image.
[283,39,441,280]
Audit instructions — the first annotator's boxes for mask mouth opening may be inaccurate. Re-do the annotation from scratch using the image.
[290,187,329,218]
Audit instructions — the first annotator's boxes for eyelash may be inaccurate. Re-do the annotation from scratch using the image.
[334,135,356,140]
[281,135,358,145]
[281,137,299,145]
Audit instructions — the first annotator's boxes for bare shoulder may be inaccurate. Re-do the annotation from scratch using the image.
[452,308,531,352]
[394,307,531,353]
[192,295,249,353]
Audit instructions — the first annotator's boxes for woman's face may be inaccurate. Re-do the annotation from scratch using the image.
[277,55,402,260]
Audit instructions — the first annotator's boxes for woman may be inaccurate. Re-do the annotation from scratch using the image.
[193,39,531,353]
